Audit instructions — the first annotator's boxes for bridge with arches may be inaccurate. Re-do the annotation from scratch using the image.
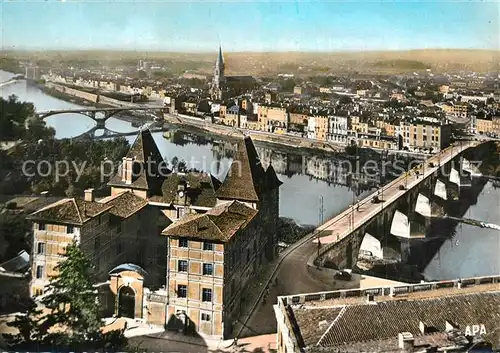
[35,106,167,139]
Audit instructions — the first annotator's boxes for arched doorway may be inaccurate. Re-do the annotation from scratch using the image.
[118,286,135,318]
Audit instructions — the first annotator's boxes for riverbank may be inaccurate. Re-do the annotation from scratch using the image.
[162,113,357,156]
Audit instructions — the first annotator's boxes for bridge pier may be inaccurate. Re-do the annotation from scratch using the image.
[95,119,106,130]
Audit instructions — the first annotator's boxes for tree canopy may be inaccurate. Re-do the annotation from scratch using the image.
[0,95,55,141]
[3,241,127,351]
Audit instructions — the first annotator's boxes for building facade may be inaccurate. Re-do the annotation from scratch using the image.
[28,189,168,297]
[399,121,451,152]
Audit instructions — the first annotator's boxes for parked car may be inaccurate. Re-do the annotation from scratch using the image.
[334,270,352,281]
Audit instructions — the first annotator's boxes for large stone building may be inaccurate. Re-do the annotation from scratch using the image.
[28,189,168,297]
[400,120,452,152]
[161,137,281,338]
[275,276,500,352]
[27,129,281,340]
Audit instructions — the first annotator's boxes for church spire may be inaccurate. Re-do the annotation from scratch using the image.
[217,45,224,66]
[211,45,225,100]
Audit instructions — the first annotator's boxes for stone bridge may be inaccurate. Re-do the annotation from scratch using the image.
[36,106,165,125]
[310,140,491,272]
[35,107,166,139]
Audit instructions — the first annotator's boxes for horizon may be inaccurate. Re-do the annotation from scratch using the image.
[2,48,498,55]
[1,1,498,52]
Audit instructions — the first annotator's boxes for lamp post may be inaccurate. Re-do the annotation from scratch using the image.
[318,195,324,257]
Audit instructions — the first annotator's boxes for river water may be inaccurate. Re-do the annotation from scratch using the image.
[1,70,498,280]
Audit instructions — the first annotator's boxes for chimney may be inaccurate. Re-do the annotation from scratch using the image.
[398,332,414,352]
[419,321,431,334]
[122,157,134,184]
[84,189,94,202]
[445,321,456,332]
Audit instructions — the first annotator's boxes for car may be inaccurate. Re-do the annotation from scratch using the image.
[371,196,381,203]
[334,270,352,281]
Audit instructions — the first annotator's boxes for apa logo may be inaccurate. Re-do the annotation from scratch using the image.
[464,324,487,336]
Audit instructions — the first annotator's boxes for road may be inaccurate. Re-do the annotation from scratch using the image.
[239,140,480,337]
[313,140,478,245]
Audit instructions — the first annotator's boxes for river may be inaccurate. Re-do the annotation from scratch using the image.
[1,69,498,280]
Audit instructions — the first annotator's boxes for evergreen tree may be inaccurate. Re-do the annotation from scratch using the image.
[3,241,127,351]
[39,241,102,344]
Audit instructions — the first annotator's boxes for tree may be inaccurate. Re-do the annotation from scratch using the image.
[3,242,127,351]
[0,212,31,261]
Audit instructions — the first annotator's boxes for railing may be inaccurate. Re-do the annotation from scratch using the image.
[281,274,500,305]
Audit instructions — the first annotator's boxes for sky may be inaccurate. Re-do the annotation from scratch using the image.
[1,0,498,52]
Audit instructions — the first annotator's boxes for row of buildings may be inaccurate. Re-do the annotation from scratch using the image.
[27,131,282,338]
[217,100,452,152]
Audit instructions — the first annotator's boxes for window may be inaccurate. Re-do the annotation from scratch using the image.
[97,215,101,225]
[178,238,188,248]
[36,265,44,279]
[116,241,122,256]
[94,237,100,250]
[34,288,44,297]
[38,223,46,231]
[37,242,46,255]
[203,263,213,276]
[203,242,213,251]
[117,222,122,233]
[66,225,74,234]
[178,207,185,219]
[177,284,187,298]
[201,313,211,321]
[202,288,212,302]
[178,260,188,272]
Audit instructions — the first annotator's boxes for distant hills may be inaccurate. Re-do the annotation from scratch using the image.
[1,49,498,76]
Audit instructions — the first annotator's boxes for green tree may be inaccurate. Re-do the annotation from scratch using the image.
[0,212,31,261]
[23,118,55,141]
[3,242,127,351]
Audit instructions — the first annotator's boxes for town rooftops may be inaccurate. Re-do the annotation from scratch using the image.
[161,200,258,242]
[149,172,221,208]
[277,276,500,352]
[27,198,113,225]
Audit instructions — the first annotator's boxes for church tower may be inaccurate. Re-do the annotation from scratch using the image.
[211,46,225,100]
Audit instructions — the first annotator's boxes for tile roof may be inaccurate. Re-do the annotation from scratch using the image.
[287,290,500,350]
[98,191,148,219]
[27,198,112,225]
[161,200,257,242]
[149,172,220,208]
[216,136,281,202]
[108,129,169,193]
